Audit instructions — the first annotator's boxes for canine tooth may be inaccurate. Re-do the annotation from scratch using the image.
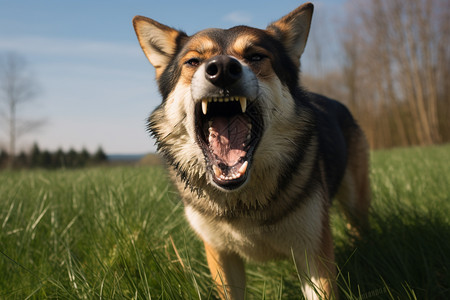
[238,161,248,175]
[208,132,214,143]
[224,97,230,102]
[239,97,247,113]
[202,99,208,115]
[213,165,222,177]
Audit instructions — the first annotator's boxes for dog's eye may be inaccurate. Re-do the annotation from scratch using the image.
[248,54,266,62]
[185,58,201,66]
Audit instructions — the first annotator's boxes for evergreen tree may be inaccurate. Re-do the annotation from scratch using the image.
[52,148,66,168]
[93,146,107,164]
[16,151,28,168]
[0,149,8,168]
[80,148,90,167]
[30,143,41,167]
[66,148,78,168]
[40,150,52,168]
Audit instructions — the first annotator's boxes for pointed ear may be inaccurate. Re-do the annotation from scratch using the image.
[133,16,187,78]
[266,2,314,66]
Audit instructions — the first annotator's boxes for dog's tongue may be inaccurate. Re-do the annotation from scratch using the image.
[208,116,248,166]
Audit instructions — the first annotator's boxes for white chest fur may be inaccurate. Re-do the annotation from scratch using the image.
[185,193,324,262]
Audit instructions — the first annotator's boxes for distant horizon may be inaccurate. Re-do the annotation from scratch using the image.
[0,142,156,156]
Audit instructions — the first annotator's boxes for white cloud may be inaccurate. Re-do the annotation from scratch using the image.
[222,11,253,25]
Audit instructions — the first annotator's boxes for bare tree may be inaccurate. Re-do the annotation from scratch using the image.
[302,0,449,149]
[337,0,449,148]
[0,52,44,165]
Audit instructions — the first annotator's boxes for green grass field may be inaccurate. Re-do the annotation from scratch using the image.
[1,145,449,299]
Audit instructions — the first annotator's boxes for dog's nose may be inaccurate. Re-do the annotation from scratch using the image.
[205,55,242,87]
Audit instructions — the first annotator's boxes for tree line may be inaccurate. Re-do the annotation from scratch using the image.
[0,143,108,169]
[303,0,449,149]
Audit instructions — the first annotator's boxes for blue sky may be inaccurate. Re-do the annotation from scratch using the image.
[0,0,344,154]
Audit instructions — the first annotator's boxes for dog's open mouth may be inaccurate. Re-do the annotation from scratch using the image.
[195,96,263,190]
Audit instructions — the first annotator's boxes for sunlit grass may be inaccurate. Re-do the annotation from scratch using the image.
[1,144,449,299]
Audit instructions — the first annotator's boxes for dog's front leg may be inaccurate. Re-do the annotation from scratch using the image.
[204,241,245,300]
[295,218,338,300]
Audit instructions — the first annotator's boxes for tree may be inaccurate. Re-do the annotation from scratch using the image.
[79,148,91,167]
[40,150,52,168]
[93,146,108,164]
[0,149,8,167]
[66,148,78,168]
[29,142,41,167]
[338,0,449,148]
[52,148,66,168]
[0,52,44,166]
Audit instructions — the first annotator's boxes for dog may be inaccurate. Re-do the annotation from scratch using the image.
[133,2,370,299]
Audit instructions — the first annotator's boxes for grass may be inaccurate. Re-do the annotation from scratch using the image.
[0,144,449,299]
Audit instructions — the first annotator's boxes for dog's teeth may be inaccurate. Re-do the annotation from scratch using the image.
[213,165,222,177]
[202,99,208,115]
[208,131,214,143]
[224,98,230,102]
[213,97,218,102]
[239,97,247,113]
[238,161,248,175]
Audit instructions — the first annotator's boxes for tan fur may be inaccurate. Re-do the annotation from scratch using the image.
[133,2,370,299]
[204,242,246,300]
[267,3,313,66]
[133,16,186,79]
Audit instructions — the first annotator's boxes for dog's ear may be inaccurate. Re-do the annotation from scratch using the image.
[266,2,313,66]
[133,16,187,78]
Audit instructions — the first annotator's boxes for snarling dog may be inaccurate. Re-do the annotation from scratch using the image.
[133,2,370,299]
